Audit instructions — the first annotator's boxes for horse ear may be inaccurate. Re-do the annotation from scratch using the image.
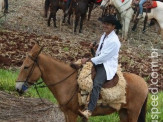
[29,43,41,59]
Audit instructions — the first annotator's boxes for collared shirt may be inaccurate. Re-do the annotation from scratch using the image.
[91,30,121,80]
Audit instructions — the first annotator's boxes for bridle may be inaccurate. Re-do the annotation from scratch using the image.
[16,46,44,88]
[17,46,78,107]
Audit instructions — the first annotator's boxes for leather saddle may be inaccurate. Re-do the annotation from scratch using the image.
[133,0,157,13]
[91,66,119,88]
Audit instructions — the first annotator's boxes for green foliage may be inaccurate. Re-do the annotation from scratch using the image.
[89,113,119,122]
[0,69,17,91]
[0,69,163,121]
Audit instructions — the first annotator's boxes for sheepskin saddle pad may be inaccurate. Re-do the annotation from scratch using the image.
[71,60,127,110]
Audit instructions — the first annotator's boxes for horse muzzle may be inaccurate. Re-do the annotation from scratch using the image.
[16,82,29,94]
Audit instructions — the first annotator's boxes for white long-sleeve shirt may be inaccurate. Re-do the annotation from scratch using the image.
[91,30,121,80]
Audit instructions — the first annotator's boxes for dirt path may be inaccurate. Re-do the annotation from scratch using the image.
[0,91,65,122]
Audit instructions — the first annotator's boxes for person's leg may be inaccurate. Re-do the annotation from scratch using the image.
[138,0,146,18]
[88,65,107,111]
[139,0,147,14]
[79,64,107,119]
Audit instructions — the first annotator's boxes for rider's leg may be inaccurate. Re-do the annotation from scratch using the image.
[79,64,107,119]
[138,0,147,18]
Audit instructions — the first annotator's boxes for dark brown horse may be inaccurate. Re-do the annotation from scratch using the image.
[66,0,90,33]
[44,0,93,32]
[44,0,67,27]
[16,44,148,122]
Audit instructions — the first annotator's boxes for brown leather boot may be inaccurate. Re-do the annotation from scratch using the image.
[79,109,92,119]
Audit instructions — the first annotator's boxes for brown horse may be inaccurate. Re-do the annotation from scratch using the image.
[16,44,148,122]
[44,0,67,27]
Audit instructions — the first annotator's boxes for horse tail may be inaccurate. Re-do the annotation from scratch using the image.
[138,95,148,122]
[44,0,50,18]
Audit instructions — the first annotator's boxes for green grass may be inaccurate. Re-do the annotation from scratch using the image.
[0,69,57,103]
[0,69,163,121]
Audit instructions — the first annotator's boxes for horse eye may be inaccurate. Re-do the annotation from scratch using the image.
[24,66,29,69]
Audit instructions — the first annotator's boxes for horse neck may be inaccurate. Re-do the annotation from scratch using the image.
[39,54,78,105]
[112,0,132,12]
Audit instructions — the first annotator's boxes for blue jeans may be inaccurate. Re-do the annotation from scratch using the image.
[88,64,107,112]
[139,0,147,14]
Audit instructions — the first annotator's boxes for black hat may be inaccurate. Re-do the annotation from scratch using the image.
[98,15,122,29]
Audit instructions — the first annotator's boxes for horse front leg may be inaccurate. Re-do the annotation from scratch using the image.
[161,25,163,40]
[67,12,72,25]
[123,18,131,40]
[142,15,148,33]
[64,111,78,122]
[52,12,57,27]
[81,117,88,122]
[74,15,79,33]
[132,19,139,31]
[63,14,66,23]
[88,3,93,21]
[48,12,52,26]
[44,0,49,18]
[79,14,85,33]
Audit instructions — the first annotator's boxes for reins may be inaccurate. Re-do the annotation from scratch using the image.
[35,70,77,88]
[34,69,78,108]
[21,46,78,107]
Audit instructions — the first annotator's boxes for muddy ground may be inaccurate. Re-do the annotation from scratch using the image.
[0,0,162,121]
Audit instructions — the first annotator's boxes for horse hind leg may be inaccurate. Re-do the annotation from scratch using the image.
[63,13,66,23]
[127,97,147,122]
[48,12,52,26]
[74,15,79,33]
[44,0,50,18]
[67,13,72,25]
[52,11,57,27]
[118,108,129,122]
[138,96,148,122]
[79,14,86,33]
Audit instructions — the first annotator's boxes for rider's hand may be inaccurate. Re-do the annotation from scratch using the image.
[81,58,89,64]
[89,43,94,48]
[89,41,97,49]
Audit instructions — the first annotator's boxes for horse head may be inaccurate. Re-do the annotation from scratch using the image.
[16,44,43,94]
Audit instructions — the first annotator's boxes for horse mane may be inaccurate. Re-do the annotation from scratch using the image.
[29,43,76,70]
